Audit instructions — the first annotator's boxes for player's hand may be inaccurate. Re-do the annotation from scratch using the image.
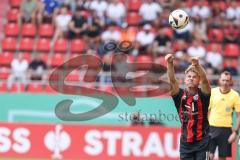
[165,54,174,63]
[191,57,199,66]
[228,131,237,143]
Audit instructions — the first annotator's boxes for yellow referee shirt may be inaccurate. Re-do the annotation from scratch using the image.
[209,87,240,127]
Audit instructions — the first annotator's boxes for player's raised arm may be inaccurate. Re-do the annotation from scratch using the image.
[191,57,211,94]
[165,54,179,96]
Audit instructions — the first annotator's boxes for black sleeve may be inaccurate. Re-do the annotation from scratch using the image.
[199,89,211,110]
[171,88,183,111]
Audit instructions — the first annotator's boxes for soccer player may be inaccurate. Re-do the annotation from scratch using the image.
[208,71,240,160]
[165,54,211,160]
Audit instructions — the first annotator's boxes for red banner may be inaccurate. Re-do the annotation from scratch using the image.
[0,122,236,160]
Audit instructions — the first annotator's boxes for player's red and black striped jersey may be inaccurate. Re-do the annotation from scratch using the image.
[172,88,210,143]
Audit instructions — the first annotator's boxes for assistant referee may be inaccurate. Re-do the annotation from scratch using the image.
[208,71,240,160]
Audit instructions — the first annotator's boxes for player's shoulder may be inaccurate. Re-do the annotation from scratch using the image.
[211,87,220,93]
[229,89,239,97]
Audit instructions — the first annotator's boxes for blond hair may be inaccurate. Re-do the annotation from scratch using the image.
[185,66,199,76]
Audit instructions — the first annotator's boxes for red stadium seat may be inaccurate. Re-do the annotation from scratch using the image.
[7,9,19,22]
[86,54,101,69]
[220,1,226,10]
[127,26,139,34]
[36,38,51,52]
[223,58,238,68]
[127,55,135,63]
[11,83,25,93]
[10,0,22,8]
[21,23,36,37]
[98,85,113,94]
[224,43,239,57]
[126,12,141,26]
[45,84,58,94]
[4,23,19,37]
[70,39,85,53]
[164,27,173,39]
[19,38,34,51]
[39,24,54,38]
[80,84,96,95]
[27,83,44,93]
[38,53,49,63]
[115,86,132,96]
[50,53,65,67]
[22,52,31,62]
[208,28,223,43]
[207,43,223,53]
[0,67,10,80]
[128,0,142,11]
[0,82,8,92]
[2,37,17,51]
[136,55,153,70]
[172,40,187,51]
[54,39,68,53]
[66,54,82,68]
[154,56,167,67]
[0,52,14,66]
[65,70,79,81]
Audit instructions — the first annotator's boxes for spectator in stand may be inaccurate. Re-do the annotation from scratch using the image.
[135,24,155,53]
[174,39,190,72]
[210,0,224,18]
[178,1,191,15]
[68,7,88,39]
[51,5,71,47]
[223,59,238,76]
[101,24,121,42]
[99,53,112,84]
[70,0,91,12]
[89,0,108,21]
[173,21,193,42]
[80,0,92,10]
[105,0,126,26]
[85,10,104,46]
[139,0,162,25]
[191,0,211,20]
[226,0,240,25]
[158,0,175,9]
[112,54,132,82]
[18,0,38,27]
[223,20,240,44]
[192,15,208,42]
[155,7,170,27]
[120,23,137,42]
[38,0,60,24]
[28,54,48,81]
[152,28,172,57]
[70,0,81,12]
[187,39,206,64]
[7,54,29,91]
[205,44,223,73]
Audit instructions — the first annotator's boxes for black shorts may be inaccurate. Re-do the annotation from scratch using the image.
[180,136,210,160]
[209,126,232,158]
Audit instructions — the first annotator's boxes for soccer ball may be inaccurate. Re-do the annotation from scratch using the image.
[169,9,189,29]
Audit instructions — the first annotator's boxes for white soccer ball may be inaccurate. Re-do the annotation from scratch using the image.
[169,9,189,29]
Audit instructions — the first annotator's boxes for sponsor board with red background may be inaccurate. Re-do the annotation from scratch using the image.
[0,122,236,160]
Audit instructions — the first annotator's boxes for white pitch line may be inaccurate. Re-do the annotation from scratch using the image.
[8,109,122,122]
[8,110,56,122]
